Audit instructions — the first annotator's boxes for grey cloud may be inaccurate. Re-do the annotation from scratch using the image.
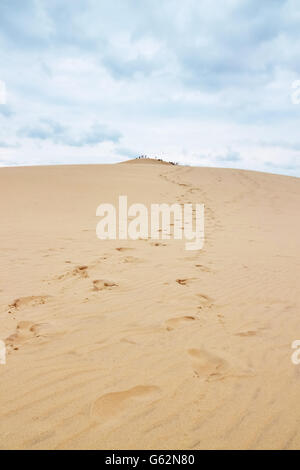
[18,119,121,146]
[260,140,300,151]
[265,161,300,171]
[116,147,139,158]
[0,140,19,148]
[0,105,14,117]
[18,119,66,140]
[65,123,121,147]
[102,56,156,80]
[0,0,297,93]
[215,151,241,162]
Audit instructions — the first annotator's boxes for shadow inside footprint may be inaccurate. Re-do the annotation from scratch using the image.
[93,279,118,291]
[176,279,190,286]
[122,256,142,264]
[235,330,257,337]
[165,316,196,331]
[195,264,211,272]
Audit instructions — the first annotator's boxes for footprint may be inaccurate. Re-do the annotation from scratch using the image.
[92,279,118,291]
[120,337,137,345]
[176,278,187,285]
[91,385,160,420]
[70,265,89,278]
[122,256,142,264]
[197,294,211,302]
[151,242,167,247]
[165,316,197,331]
[188,348,228,381]
[9,296,49,310]
[57,265,88,280]
[73,265,89,276]
[176,278,193,286]
[195,264,211,272]
[235,330,257,337]
[6,321,40,350]
[116,247,132,252]
[196,294,213,309]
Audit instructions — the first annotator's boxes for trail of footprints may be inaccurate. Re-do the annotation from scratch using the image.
[4,170,224,392]
[159,171,233,381]
[4,247,141,351]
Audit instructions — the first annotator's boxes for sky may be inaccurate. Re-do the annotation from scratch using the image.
[0,0,300,176]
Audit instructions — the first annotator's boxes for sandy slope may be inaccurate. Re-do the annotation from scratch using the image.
[0,162,299,450]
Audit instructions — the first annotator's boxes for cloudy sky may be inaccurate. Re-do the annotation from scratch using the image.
[0,0,300,176]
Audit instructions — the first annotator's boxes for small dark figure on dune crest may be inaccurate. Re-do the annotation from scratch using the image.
[135,155,178,165]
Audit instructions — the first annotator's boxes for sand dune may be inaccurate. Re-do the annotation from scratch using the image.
[0,162,299,449]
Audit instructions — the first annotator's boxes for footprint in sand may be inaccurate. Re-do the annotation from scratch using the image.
[176,278,195,286]
[5,321,40,350]
[91,385,160,420]
[165,316,197,331]
[57,265,89,280]
[122,256,142,264]
[188,348,228,381]
[116,247,133,252]
[235,330,258,337]
[196,294,213,310]
[92,279,118,291]
[9,295,49,310]
[72,265,89,278]
[195,264,211,273]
